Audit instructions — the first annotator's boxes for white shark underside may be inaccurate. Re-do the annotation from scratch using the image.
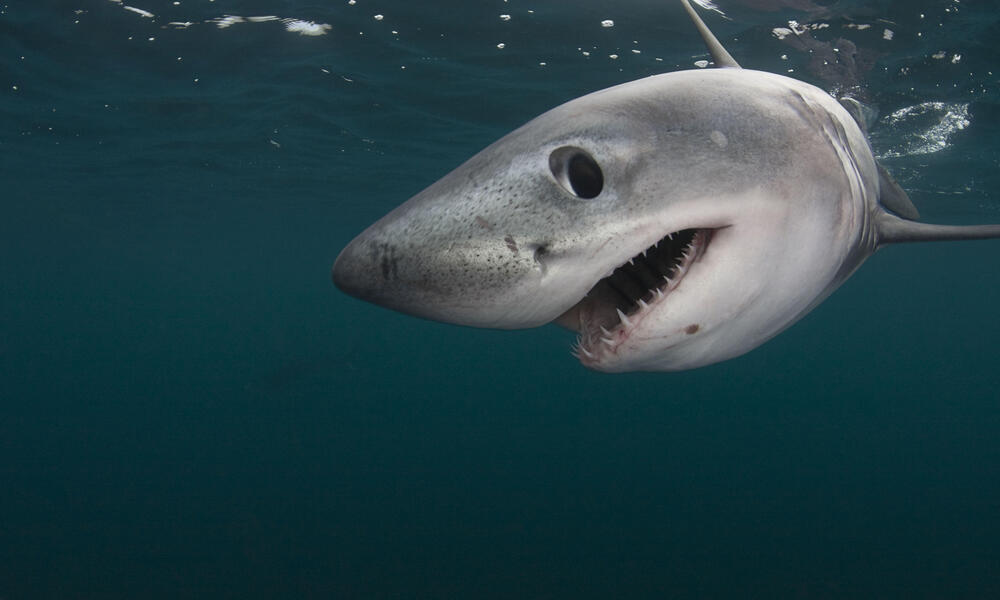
[333,0,1000,372]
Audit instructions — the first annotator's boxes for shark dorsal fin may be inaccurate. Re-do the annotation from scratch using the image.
[679,0,741,69]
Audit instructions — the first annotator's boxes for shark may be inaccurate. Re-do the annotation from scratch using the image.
[332,0,1000,372]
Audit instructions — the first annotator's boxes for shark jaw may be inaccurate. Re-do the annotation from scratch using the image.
[556,227,714,370]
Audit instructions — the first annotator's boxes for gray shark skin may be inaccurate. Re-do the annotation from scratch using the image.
[333,0,1000,372]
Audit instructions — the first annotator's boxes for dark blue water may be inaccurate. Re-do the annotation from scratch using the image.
[3,1,999,597]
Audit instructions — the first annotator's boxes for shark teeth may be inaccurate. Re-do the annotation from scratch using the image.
[570,342,596,360]
[574,228,712,364]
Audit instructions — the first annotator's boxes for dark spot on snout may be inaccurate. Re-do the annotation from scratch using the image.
[504,235,518,253]
[374,242,399,281]
[685,324,700,335]
[475,216,493,230]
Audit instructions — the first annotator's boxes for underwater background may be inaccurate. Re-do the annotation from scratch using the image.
[2,0,999,597]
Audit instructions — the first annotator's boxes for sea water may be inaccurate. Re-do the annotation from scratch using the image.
[2,0,999,597]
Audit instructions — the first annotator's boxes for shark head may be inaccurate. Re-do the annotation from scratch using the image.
[333,0,1000,372]
[335,69,878,371]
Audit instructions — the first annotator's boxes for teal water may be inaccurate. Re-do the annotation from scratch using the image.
[2,1,999,597]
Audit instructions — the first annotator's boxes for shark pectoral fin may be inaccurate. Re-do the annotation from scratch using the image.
[836,96,920,221]
[877,163,920,220]
[838,97,878,135]
[679,0,741,69]
[876,210,1000,246]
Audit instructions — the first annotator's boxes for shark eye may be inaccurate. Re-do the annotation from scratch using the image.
[549,146,604,199]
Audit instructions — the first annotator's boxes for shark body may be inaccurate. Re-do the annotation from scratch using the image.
[333,0,1000,372]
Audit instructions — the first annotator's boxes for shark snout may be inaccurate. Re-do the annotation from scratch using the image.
[332,218,581,329]
[331,240,362,299]
[332,234,396,304]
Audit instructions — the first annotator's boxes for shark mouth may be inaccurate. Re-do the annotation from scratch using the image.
[563,228,713,363]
